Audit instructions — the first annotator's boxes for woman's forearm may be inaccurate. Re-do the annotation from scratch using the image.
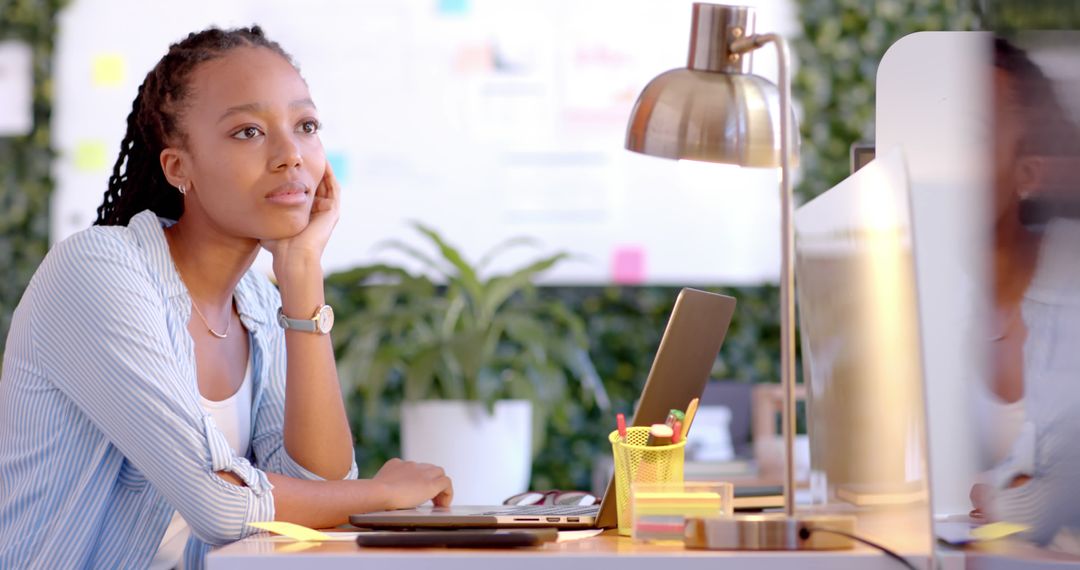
[277,264,354,479]
[268,473,389,529]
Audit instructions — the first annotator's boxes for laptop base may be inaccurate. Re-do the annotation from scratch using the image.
[349,505,599,530]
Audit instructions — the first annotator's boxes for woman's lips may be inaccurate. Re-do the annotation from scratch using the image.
[266,182,309,206]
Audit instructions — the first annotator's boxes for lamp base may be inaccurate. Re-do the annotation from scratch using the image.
[684,513,857,550]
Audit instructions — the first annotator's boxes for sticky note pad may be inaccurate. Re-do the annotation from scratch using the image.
[278,541,319,553]
[970,521,1030,541]
[92,54,125,87]
[74,141,108,172]
[248,521,335,542]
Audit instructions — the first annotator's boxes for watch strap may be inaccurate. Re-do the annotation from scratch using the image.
[277,307,319,332]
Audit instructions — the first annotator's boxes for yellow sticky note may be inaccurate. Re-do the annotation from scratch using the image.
[971,522,1030,541]
[278,541,319,553]
[92,54,125,87]
[74,141,108,172]
[248,521,334,542]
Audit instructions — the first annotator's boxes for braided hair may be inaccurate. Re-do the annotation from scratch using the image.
[94,26,295,226]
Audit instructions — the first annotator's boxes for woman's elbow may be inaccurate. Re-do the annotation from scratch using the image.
[184,502,264,546]
[182,474,275,545]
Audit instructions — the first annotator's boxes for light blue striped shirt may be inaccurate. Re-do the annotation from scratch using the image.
[994,218,1080,545]
[0,210,358,568]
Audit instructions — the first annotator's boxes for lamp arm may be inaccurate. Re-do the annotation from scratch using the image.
[733,32,797,517]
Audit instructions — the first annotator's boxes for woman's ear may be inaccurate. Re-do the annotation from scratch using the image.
[1015,156,1046,199]
[160,147,191,191]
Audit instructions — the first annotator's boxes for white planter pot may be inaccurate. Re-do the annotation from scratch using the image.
[400,399,532,506]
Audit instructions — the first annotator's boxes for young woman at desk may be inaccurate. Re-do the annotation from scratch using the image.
[0,27,452,568]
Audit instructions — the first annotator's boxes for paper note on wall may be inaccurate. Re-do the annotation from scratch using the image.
[437,0,470,16]
[0,41,34,136]
[327,151,349,186]
[612,245,646,284]
[74,141,109,172]
[91,54,125,87]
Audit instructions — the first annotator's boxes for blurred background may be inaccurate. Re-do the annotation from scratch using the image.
[0,0,982,493]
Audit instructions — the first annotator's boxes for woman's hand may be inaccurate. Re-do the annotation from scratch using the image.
[373,458,454,509]
[970,483,991,520]
[970,475,1032,519]
[261,160,341,280]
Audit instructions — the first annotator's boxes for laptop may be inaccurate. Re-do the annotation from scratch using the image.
[349,288,737,529]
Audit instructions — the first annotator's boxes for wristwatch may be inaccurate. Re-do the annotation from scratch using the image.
[277,304,335,335]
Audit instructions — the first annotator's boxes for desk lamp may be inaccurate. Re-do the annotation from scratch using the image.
[625,2,855,550]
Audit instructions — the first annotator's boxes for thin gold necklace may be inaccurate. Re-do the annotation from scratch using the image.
[166,229,231,340]
[190,298,231,339]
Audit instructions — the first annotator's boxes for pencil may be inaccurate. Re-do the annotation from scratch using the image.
[681,397,699,441]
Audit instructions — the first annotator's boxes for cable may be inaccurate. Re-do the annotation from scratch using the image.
[799,527,918,570]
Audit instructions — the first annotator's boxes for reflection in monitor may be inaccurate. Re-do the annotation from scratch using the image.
[794,148,932,553]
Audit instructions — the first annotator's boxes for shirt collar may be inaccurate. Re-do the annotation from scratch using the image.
[127,210,270,329]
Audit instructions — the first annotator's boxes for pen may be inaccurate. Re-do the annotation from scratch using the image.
[681,397,699,441]
[617,413,627,442]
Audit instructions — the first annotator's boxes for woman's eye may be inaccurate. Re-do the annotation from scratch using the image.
[299,120,321,135]
[232,126,262,140]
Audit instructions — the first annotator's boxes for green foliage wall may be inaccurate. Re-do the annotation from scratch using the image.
[527,286,781,490]
[0,0,65,352]
[335,284,781,490]
[793,0,980,200]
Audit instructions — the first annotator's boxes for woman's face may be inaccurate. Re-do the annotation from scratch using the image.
[169,46,326,240]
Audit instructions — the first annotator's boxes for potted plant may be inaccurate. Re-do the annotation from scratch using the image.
[329,223,607,504]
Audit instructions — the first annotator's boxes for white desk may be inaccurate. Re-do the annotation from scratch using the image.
[936,540,1080,570]
[207,530,933,570]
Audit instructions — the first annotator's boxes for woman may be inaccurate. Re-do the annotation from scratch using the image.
[971,38,1080,547]
[0,26,452,569]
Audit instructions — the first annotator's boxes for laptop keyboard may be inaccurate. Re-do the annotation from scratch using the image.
[478,505,599,516]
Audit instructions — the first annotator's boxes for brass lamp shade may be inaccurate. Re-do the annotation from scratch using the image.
[625,68,786,167]
[624,2,797,168]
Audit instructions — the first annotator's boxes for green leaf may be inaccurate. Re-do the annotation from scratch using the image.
[411,222,485,307]
[436,344,467,401]
[373,238,448,278]
[481,252,571,322]
[476,236,541,271]
[361,350,398,429]
[403,346,441,401]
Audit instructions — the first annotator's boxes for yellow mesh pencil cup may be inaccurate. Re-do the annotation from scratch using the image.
[609,426,687,536]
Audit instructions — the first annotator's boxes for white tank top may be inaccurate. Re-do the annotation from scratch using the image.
[150,356,253,570]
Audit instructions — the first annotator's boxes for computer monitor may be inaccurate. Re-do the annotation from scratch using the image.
[794,148,933,553]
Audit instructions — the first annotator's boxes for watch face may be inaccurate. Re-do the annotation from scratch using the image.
[317,305,335,334]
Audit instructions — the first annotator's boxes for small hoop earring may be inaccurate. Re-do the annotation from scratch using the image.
[178,184,186,195]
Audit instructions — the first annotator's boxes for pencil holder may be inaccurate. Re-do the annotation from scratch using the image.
[609,427,687,536]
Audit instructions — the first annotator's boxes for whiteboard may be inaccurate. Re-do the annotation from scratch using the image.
[51,0,796,284]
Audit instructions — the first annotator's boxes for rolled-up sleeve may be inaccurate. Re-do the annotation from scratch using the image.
[32,230,274,545]
[994,415,1080,545]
